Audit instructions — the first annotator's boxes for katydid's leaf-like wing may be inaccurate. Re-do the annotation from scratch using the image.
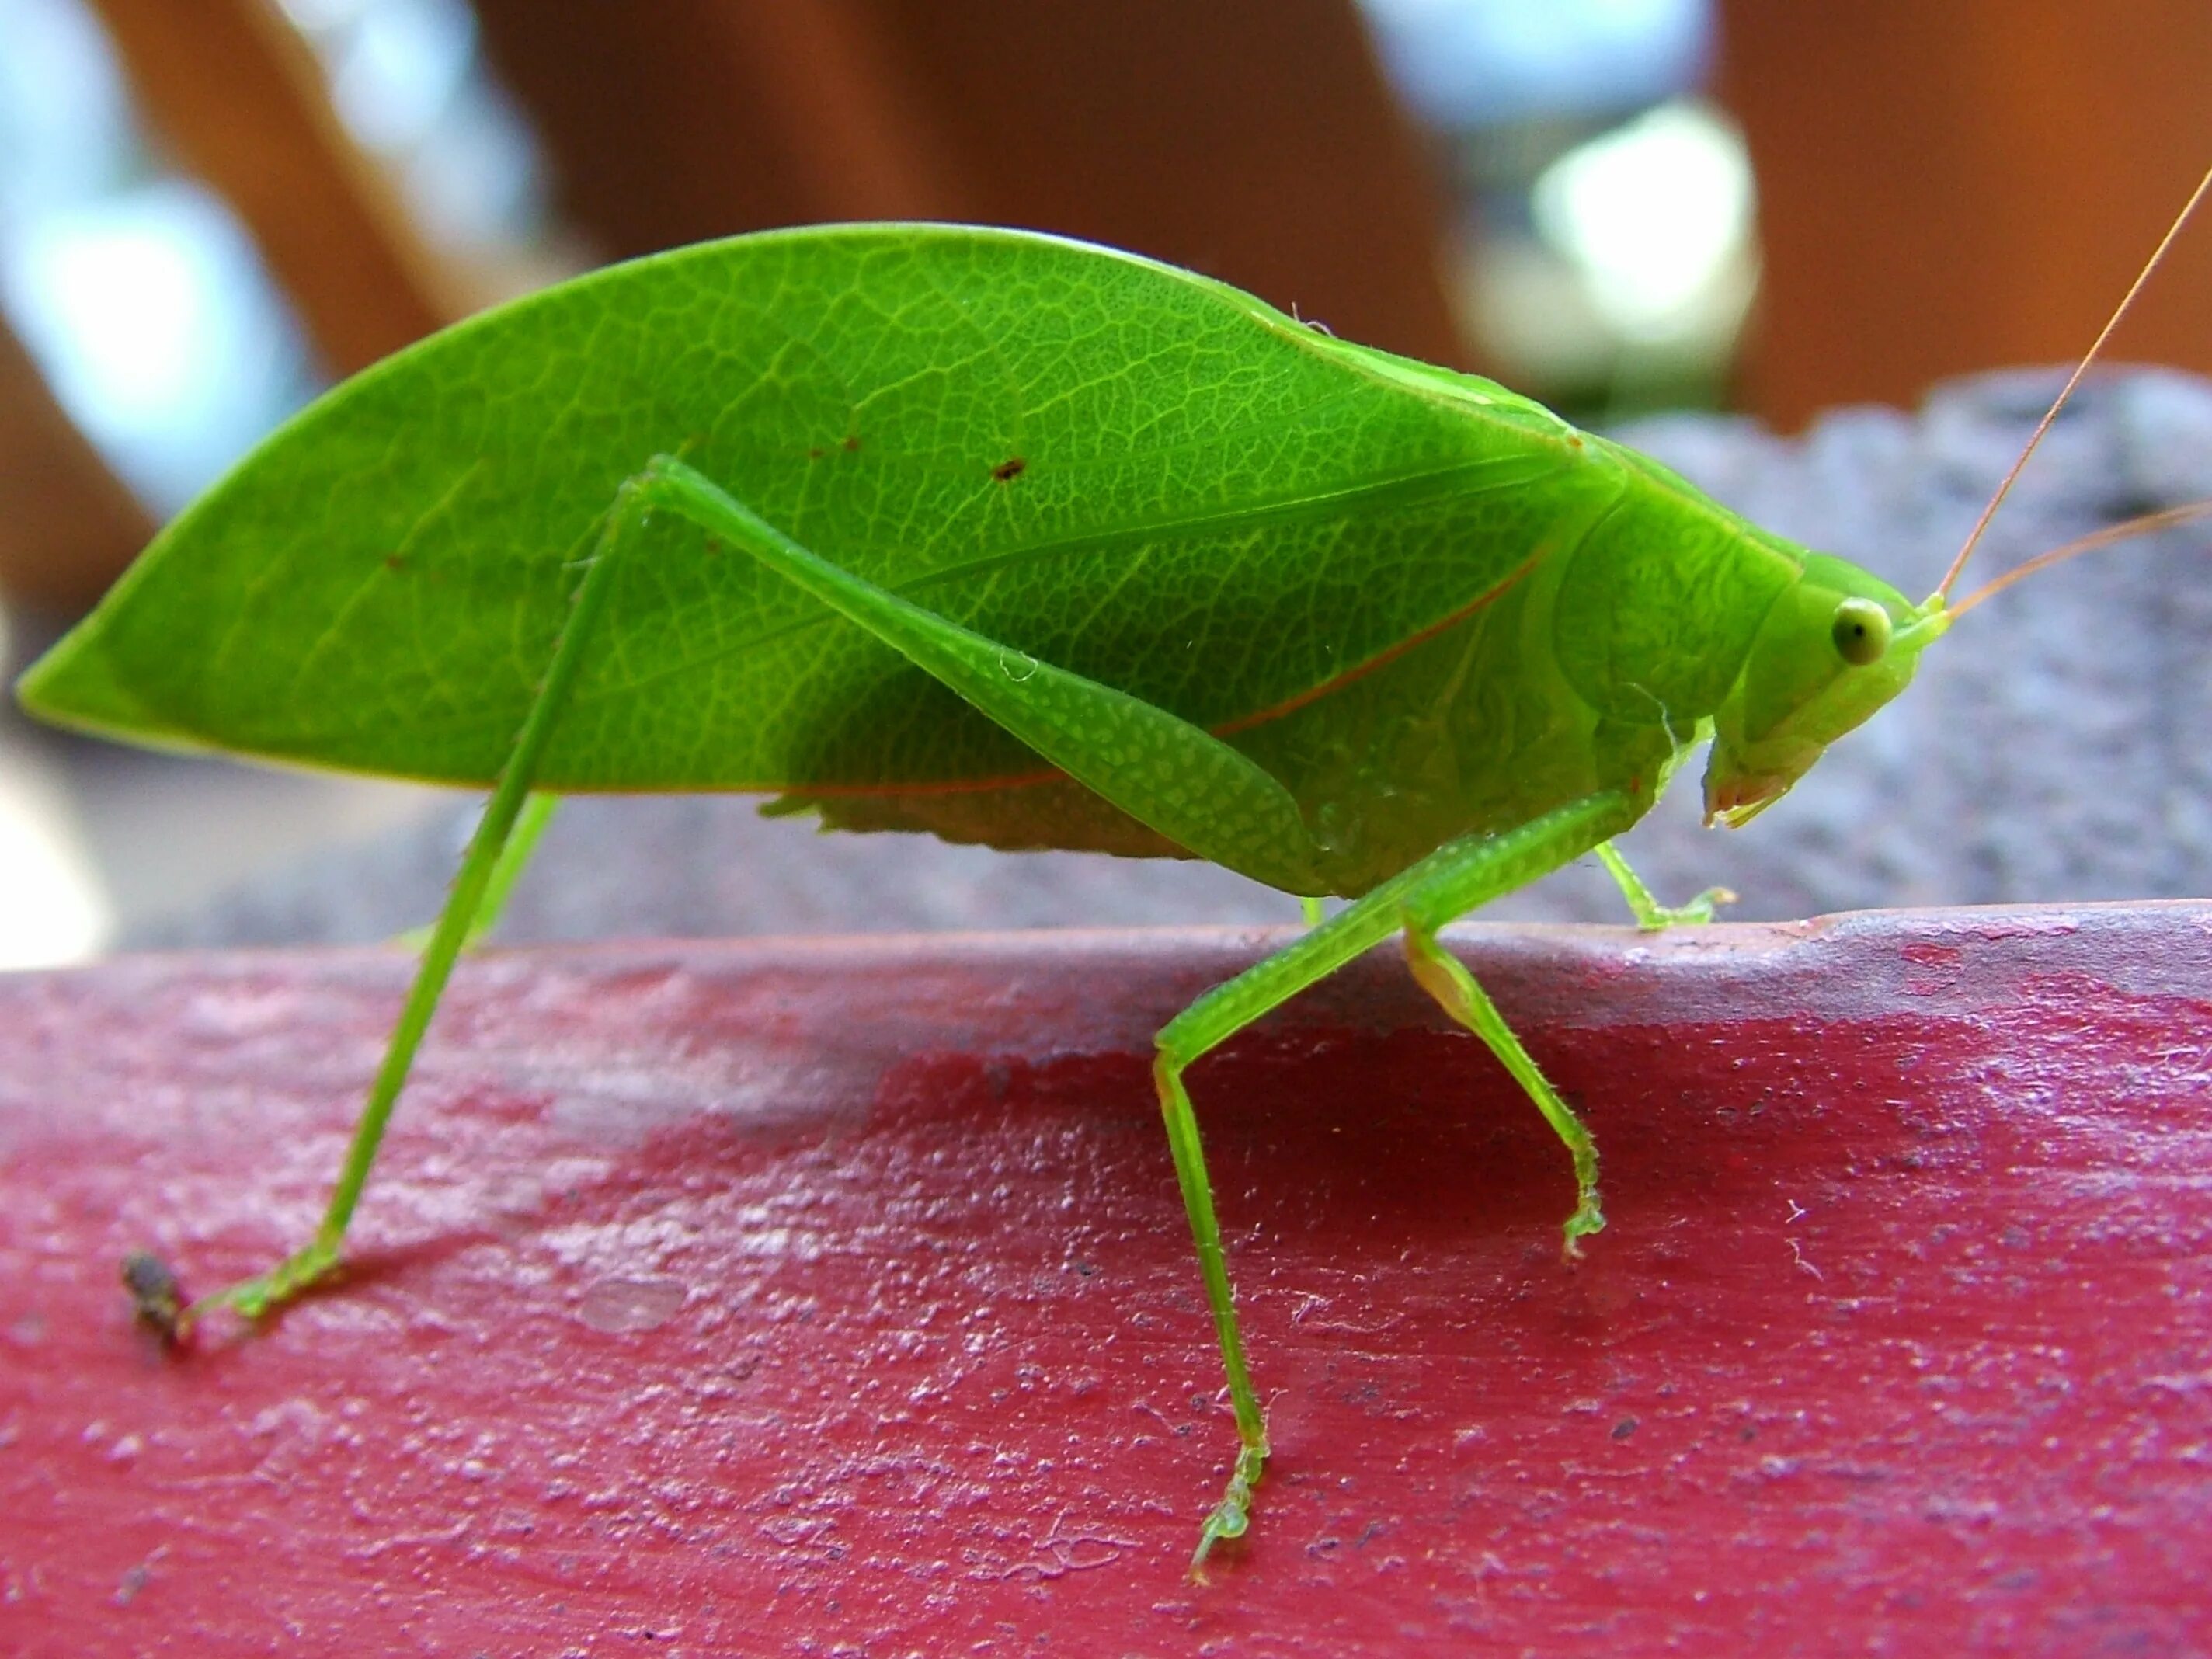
[19,226,1598,793]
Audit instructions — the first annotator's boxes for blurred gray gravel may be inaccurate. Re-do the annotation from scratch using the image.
[138,367,2212,948]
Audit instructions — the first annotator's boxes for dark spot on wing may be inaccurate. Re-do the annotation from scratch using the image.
[807,447,825,461]
[842,434,861,452]
[993,457,1028,482]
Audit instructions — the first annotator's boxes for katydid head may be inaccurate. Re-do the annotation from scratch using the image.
[1704,492,2212,829]
[1707,160,2212,830]
[1703,555,1947,827]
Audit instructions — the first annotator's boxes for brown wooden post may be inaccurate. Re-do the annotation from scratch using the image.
[1717,0,2212,428]
[0,316,151,607]
[84,0,461,375]
[472,0,1469,368]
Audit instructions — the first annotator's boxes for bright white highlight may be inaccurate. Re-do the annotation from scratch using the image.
[1532,99,1755,342]
[1,182,311,513]
[1359,0,1709,126]
[0,635,110,965]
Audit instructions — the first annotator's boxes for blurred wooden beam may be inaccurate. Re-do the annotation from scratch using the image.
[1719,0,2212,429]
[473,0,1468,368]
[0,316,149,609]
[84,0,460,376]
[878,0,1464,367]
[471,0,969,238]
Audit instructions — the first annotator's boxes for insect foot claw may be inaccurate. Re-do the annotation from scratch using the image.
[1188,1435,1269,1582]
[1689,885,1739,920]
[122,1250,190,1345]
[1638,885,1739,930]
[185,1238,344,1330]
[1560,1194,1606,1262]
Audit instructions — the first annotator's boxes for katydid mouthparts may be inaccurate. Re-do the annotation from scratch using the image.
[16,165,2209,1575]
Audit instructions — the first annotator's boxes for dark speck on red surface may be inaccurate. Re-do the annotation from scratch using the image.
[2,904,2208,1654]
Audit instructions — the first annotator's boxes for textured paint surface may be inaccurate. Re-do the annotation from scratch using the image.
[2,906,2209,1654]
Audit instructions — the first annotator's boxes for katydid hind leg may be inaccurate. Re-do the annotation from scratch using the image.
[165,488,638,1331]
[180,457,1317,1334]
[1593,840,1735,930]
[631,457,1323,893]
[1153,791,1632,1573]
[391,791,561,954]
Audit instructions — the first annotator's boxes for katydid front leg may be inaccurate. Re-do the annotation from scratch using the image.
[1154,790,1633,1575]
[389,791,562,955]
[1594,841,1735,930]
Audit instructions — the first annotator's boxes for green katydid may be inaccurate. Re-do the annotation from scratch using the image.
[16,167,2209,1575]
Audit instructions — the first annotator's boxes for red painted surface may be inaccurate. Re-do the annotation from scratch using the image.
[2,906,2210,1654]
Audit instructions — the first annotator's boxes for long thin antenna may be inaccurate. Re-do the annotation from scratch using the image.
[1936,163,2212,601]
[1948,499,2212,619]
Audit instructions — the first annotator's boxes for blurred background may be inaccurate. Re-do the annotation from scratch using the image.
[1,0,2208,967]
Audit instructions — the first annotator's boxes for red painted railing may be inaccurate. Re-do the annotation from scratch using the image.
[3,907,2207,1653]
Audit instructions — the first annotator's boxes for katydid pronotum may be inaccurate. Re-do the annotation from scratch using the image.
[16,170,2210,1574]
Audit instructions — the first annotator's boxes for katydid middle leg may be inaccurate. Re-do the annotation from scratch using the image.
[1153,790,1633,1574]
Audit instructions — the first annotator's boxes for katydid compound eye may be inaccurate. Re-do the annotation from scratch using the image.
[1831,597,1891,666]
